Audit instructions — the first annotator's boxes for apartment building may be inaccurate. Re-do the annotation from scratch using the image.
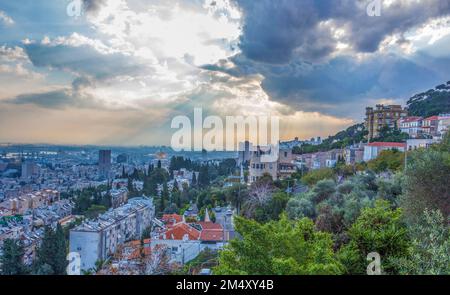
[365,105,407,140]
[399,117,423,138]
[98,150,112,179]
[421,116,440,136]
[296,149,345,170]
[69,197,155,271]
[21,162,39,179]
[437,114,450,137]
[363,142,406,162]
[344,143,365,165]
[248,145,296,183]
[109,188,128,209]
[407,138,437,151]
[0,189,60,215]
[248,146,278,183]
[237,141,252,166]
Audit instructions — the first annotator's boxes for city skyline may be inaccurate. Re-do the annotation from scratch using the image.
[1,0,450,145]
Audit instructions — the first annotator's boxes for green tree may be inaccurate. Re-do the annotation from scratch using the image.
[85,204,107,219]
[0,239,28,275]
[256,191,290,222]
[148,163,154,176]
[286,195,315,220]
[160,181,169,213]
[191,172,197,187]
[394,209,449,275]
[311,179,336,204]
[53,224,68,274]
[127,177,134,192]
[214,215,343,275]
[401,135,450,221]
[198,165,210,187]
[225,184,248,215]
[367,149,404,173]
[33,225,68,275]
[338,200,409,274]
[301,168,335,187]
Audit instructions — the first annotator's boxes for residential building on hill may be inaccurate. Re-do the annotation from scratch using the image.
[421,116,440,136]
[365,104,407,140]
[296,149,345,170]
[437,114,450,137]
[151,212,226,265]
[69,197,154,271]
[344,143,366,165]
[407,138,438,151]
[248,146,296,183]
[399,116,423,138]
[363,142,406,162]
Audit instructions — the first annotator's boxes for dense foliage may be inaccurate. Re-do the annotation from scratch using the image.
[400,132,450,222]
[293,124,367,155]
[0,239,28,275]
[214,133,449,275]
[394,209,449,275]
[407,81,450,117]
[214,215,344,275]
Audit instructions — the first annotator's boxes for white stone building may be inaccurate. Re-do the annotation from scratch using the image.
[69,197,155,271]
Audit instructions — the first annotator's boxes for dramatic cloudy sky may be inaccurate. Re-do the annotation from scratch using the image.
[1,0,450,145]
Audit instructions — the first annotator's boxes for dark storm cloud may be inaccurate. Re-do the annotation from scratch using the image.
[198,0,450,119]
[203,50,450,118]
[82,0,107,15]
[24,43,147,80]
[6,89,97,109]
[233,0,450,64]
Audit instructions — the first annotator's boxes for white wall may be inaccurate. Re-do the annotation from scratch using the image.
[69,231,101,271]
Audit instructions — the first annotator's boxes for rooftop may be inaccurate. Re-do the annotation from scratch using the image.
[71,197,153,232]
[367,142,406,148]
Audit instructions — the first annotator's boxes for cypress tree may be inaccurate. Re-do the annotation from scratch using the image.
[33,224,67,275]
[34,226,56,275]
[53,224,68,274]
[127,177,133,192]
[122,165,126,178]
[172,179,179,193]
[0,239,27,275]
[160,181,168,213]
[192,172,197,186]
[148,163,154,176]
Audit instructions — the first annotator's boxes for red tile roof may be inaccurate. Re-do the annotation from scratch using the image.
[129,239,151,246]
[200,229,224,242]
[368,142,406,148]
[400,116,422,123]
[424,116,439,121]
[162,214,183,225]
[159,223,200,240]
[197,221,223,230]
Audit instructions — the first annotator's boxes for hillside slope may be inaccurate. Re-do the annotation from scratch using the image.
[407,81,450,117]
